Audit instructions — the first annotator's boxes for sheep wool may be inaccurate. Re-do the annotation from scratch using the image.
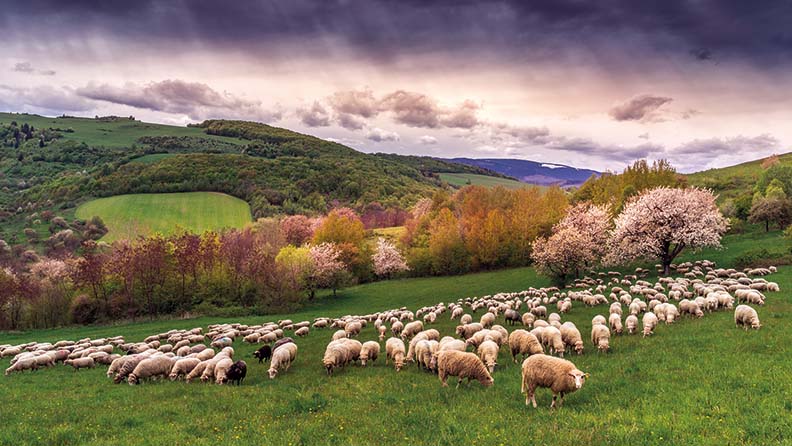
[521,354,588,408]
[359,341,380,366]
[477,340,499,373]
[268,343,298,379]
[436,350,494,388]
[385,337,406,372]
[734,305,761,330]
[590,325,610,352]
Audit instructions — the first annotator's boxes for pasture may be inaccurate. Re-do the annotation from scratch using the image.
[1,229,790,446]
[75,192,251,242]
[439,173,530,189]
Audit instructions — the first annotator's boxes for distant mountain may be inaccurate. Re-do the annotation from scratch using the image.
[443,158,599,187]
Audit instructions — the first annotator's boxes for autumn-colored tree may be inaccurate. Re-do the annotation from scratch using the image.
[428,208,469,275]
[532,203,610,283]
[276,245,313,292]
[371,238,409,278]
[280,215,315,245]
[607,187,729,276]
[312,209,369,277]
[70,240,109,313]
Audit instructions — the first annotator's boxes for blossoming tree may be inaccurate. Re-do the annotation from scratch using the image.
[371,238,409,278]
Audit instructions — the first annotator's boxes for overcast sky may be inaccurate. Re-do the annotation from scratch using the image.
[1,0,791,172]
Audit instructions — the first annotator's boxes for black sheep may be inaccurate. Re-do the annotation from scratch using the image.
[253,345,272,363]
[226,360,247,385]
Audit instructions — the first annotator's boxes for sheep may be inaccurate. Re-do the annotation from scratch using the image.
[734,305,761,330]
[479,312,496,328]
[114,353,151,383]
[385,337,406,372]
[323,340,354,375]
[504,309,521,326]
[210,337,233,349]
[65,357,96,370]
[359,341,380,366]
[391,320,404,337]
[590,325,610,352]
[436,350,494,388]
[460,314,473,325]
[169,358,201,381]
[508,329,544,363]
[456,322,484,339]
[268,343,298,379]
[521,313,536,327]
[608,313,623,335]
[128,356,176,385]
[401,321,424,340]
[415,340,435,371]
[213,357,235,384]
[477,340,499,373]
[253,345,272,363]
[559,322,584,355]
[542,326,565,357]
[591,315,606,326]
[642,312,659,337]
[625,315,639,335]
[344,321,362,338]
[226,360,247,385]
[521,354,588,408]
[185,361,209,383]
[451,307,464,320]
[295,327,310,337]
[4,357,37,375]
[332,330,347,341]
[609,302,622,316]
[378,325,387,341]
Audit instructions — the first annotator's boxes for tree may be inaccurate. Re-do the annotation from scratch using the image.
[275,245,313,295]
[428,208,468,275]
[308,243,346,297]
[532,203,610,283]
[371,238,409,278]
[749,197,792,232]
[607,187,729,276]
[280,215,314,245]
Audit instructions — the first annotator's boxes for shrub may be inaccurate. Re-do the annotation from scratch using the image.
[70,294,102,325]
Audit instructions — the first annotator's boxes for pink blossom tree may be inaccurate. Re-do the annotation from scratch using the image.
[371,238,409,278]
[280,215,315,245]
[308,242,347,297]
[531,203,610,283]
[607,187,729,276]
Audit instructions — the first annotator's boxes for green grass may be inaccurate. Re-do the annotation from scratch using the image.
[75,192,251,242]
[1,232,791,445]
[0,112,244,148]
[129,153,177,164]
[439,172,531,189]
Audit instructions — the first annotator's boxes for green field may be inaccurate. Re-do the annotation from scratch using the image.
[129,153,177,164]
[75,192,252,242]
[439,172,531,189]
[1,230,790,445]
[0,112,244,148]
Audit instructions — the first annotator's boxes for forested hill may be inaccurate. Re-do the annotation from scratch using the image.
[0,113,505,221]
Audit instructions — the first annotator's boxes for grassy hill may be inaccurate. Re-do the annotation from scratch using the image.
[439,172,531,189]
[0,230,789,445]
[686,152,790,201]
[75,192,252,242]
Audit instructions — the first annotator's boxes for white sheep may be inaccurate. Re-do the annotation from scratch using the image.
[476,340,499,373]
[521,354,588,408]
[590,324,610,352]
[359,341,380,366]
[268,343,298,379]
[385,337,406,372]
[625,314,639,335]
[734,305,761,330]
[642,312,659,337]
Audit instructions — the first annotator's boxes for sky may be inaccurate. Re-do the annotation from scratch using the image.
[1,0,791,172]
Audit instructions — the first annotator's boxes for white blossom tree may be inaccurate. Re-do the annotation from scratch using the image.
[607,187,729,276]
[531,203,610,283]
[371,238,409,278]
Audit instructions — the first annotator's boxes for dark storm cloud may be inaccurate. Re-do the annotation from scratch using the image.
[609,95,673,122]
[4,1,791,67]
[75,79,280,121]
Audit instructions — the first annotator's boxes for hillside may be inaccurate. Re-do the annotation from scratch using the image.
[438,172,531,189]
[445,157,599,187]
[0,113,513,246]
[75,192,252,242]
[686,152,790,201]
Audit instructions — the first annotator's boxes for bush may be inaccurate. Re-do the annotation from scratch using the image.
[70,294,102,324]
[733,248,792,269]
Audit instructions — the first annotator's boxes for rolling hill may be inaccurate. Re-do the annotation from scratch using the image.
[75,192,252,242]
[438,173,532,189]
[445,157,599,187]
[686,152,788,201]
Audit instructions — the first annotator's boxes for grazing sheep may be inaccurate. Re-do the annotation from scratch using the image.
[4,357,37,375]
[268,343,298,379]
[169,358,201,381]
[480,312,496,328]
[455,323,484,339]
[460,314,473,325]
[253,345,272,363]
[451,307,465,320]
[642,312,659,337]
[295,327,310,337]
[128,356,175,385]
[226,360,247,385]
[65,357,96,370]
[210,337,233,349]
[185,361,209,383]
[323,340,356,375]
[625,315,639,335]
[542,326,566,357]
[734,305,761,330]
[359,341,380,366]
[378,325,387,341]
[332,330,347,341]
[391,320,404,337]
[213,357,235,384]
[608,313,623,335]
[415,340,434,371]
[521,354,588,408]
[113,354,150,383]
[436,350,494,388]
[590,325,610,353]
[591,315,607,326]
[504,309,521,326]
[385,337,406,372]
[344,321,362,338]
[559,322,584,355]
[477,340,499,373]
[401,321,424,340]
[196,348,215,362]
[609,302,622,316]
[273,338,294,352]
[508,330,544,363]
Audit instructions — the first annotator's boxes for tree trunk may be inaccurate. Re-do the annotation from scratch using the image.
[766,220,770,232]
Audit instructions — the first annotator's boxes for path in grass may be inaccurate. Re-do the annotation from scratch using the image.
[75,192,251,242]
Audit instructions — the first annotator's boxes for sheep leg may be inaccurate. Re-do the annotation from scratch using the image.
[529,384,538,408]
[456,378,463,389]
[550,394,557,409]
[439,371,448,387]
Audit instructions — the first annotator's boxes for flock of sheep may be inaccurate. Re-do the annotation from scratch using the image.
[0,260,774,408]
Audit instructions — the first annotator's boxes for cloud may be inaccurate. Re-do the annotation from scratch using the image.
[328,88,379,118]
[546,137,665,162]
[419,135,437,145]
[76,79,280,121]
[379,90,440,128]
[485,122,552,145]
[296,101,330,127]
[13,62,34,73]
[336,113,367,130]
[0,84,93,112]
[670,134,779,156]
[638,133,649,140]
[366,127,400,142]
[439,100,480,129]
[608,94,673,122]
[12,62,55,76]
